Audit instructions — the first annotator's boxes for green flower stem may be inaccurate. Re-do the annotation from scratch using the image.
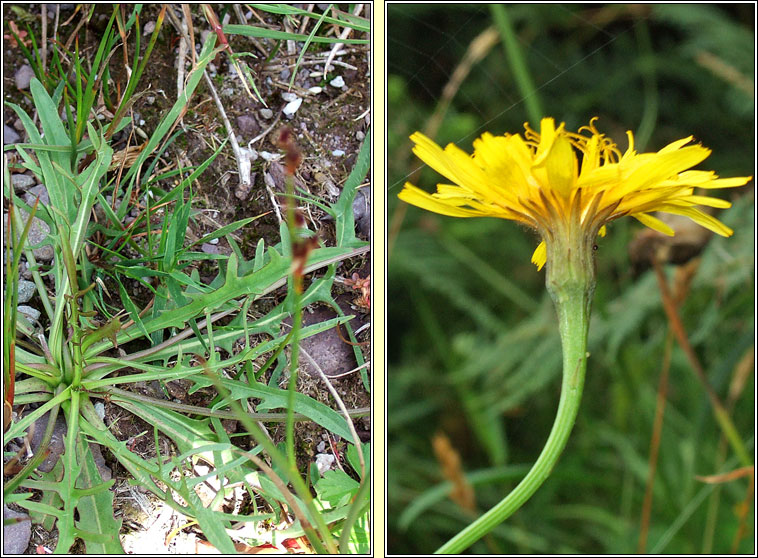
[437,230,594,554]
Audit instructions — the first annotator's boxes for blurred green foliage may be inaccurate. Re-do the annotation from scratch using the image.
[387,4,754,554]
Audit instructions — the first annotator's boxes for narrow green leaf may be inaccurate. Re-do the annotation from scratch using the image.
[75,441,124,553]
[334,132,370,247]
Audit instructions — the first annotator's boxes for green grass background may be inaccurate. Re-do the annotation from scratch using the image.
[386,4,754,554]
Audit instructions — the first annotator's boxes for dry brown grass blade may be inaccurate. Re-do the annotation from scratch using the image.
[695,465,754,484]
[638,330,674,553]
[652,258,747,463]
[432,432,476,514]
[639,256,704,552]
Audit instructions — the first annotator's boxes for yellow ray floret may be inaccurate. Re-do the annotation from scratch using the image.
[399,117,752,270]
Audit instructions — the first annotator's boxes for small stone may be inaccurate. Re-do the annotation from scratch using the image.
[201,243,221,254]
[323,179,340,197]
[143,21,156,35]
[17,280,36,304]
[3,505,32,554]
[308,86,322,94]
[356,130,365,141]
[353,188,371,237]
[280,68,291,80]
[94,402,106,420]
[89,442,112,481]
[281,92,298,102]
[19,261,32,280]
[7,208,54,261]
[209,237,219,245]
[29,413,68,472]
[13,118,24,131]
[315,453,335,475]
[11,174,35,192]
[14,65,35,90]
[17,305,41,322]
[236,114,260,137]
[332,149,345,157]
[352,188,370,221]
[3,125,20,145]
[329,75,345,88]
[259,151,280,162]
[25,185,50,206]
[260,108,274,120]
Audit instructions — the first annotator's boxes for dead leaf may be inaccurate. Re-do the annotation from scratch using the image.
[4,21,30,48]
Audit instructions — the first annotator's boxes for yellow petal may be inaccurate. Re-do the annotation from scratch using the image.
[656,205,733,237]
[632,213,675,236]
[540,134,577,198]
[398,183,485,218]
[674,195,732,209]
[533,118,557,165]
[694,176,753,189]
[657,135,694,154]
[531,240,547,270]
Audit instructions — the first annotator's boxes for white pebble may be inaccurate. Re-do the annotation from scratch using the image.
[259,151,281,162]
[332,149,345,157]
[95,402,106,420]
[315,453,335,475]
[308,86,323,94]
[281,92,299,102]
[329,76,345,88]
[260,108,273,119]
[282,97,303,116]
[17,305,40,322]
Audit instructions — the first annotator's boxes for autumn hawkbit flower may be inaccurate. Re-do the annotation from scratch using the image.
[399,117,751,554]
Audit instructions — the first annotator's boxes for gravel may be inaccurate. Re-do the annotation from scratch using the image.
[235,114,260,137]
[16,280,36,304]
[329,75,345,88]
[17,305,41,322]
[3,124,20,145]
[3,505,31,554]
[25,185,50,206]
[14,64,35,90]
[11,173,35,192]
[6,208,55,262]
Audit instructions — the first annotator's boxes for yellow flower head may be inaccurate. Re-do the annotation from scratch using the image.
[399,117,752,270]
